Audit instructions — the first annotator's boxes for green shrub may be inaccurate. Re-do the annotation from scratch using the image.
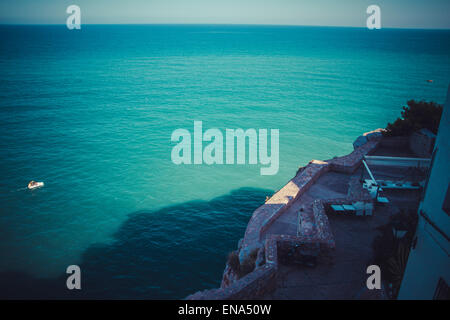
[249,248,259,261]
[385,100,443,137]
[227,248,260,279]
[239,257,256,278]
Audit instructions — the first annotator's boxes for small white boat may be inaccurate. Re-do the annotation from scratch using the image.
[28,181,44,190]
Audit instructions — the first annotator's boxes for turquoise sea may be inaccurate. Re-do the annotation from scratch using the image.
[0,25,449,298]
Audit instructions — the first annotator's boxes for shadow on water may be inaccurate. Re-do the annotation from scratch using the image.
[0,187,272,299]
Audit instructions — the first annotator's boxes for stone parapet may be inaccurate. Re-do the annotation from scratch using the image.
[329,140,380,173]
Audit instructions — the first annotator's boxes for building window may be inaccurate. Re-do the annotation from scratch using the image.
[433,278,449,300]
[443,184,450,216]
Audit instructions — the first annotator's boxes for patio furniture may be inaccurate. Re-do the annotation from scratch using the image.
[330,201,373,216]
[342,204,356,213]
[377,196,389,204]
[330,204,356,215]
[331,204,345,213]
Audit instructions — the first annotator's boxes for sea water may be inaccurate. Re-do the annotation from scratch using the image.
[0,25,449,298]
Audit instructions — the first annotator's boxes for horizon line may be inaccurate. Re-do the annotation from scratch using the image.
[0,22,449,31]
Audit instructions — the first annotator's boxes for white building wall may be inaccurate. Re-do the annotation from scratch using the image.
[399,86,450,299]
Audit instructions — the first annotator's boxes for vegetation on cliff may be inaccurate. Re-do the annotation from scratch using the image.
[227,249,259,279]
[385,100,443,137]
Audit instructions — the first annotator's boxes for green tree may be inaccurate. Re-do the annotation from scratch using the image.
[385,100,443,137]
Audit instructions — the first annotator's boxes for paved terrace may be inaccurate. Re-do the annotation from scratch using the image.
[263,138,421,242]
[263,166,421,299]
[262,171,350,241]
[187,134,424,300]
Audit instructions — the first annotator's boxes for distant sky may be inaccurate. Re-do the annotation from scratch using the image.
[0,0,449,29]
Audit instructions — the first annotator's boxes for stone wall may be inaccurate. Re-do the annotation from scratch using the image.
[352,128,384,149]
[186,217,334,300]
[239,160,330,262]
[186,263,277,300]
[329,140,380,173]
[186,130,381,300]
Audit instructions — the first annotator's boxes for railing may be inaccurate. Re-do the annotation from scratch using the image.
[362,159,377,185]
[364,155,431,168]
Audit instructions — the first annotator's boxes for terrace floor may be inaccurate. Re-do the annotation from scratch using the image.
[261,171,351,240]
[262,144,423,300]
